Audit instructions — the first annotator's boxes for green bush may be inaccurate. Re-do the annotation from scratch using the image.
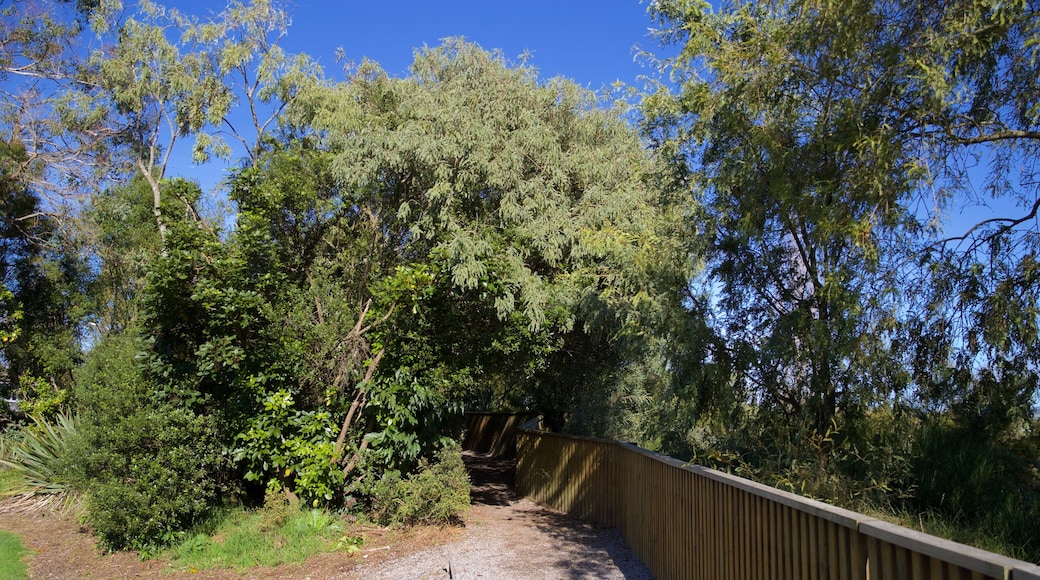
[368,443,470,526]
[74,331,228,551]
[908,420,1040,561]
[83,405,226,551]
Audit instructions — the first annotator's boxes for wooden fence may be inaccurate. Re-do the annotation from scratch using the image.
[515,423,1040,580]
[462,411,541,457]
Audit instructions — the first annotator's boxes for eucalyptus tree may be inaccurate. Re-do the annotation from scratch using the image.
[1,0,122,213]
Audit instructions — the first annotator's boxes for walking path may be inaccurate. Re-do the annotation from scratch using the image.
[364,451,653,579]
[0,451,652,579]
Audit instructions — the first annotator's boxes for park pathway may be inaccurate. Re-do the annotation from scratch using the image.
[361,451,653,579]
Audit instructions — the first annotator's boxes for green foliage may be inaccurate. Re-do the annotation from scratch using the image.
[82,404,226,552]
[0,411,80,503]
[73,330,227,552]
[366,443,470,526]
[909,420,1040,559]
[81,175,163,335]
[13,375,69,419]
[0,155,87,414]
[0,530,29,580]
[299,38,689,424]
[644,0,1040,561]
[134,38,675,521]
[233,390,344,506]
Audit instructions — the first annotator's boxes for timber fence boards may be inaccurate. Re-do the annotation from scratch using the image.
[512,422,1040,580]
[462,411,540,457]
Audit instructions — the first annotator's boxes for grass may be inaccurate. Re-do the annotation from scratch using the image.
[0,466,21,496]
[861,504,1035,563]
[0,530,29,580]
[168,505,365,572]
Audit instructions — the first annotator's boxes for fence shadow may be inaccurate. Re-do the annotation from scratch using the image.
[463,450,650,579]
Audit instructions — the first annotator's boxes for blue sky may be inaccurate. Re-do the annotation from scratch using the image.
[168,0,663,89]
[274,0,659,89]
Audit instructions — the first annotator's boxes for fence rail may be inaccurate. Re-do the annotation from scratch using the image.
[515,423,1040,580]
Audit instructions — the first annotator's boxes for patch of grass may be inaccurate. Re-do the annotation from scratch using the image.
[0,530,30,580]
[168,502,364,572]
[860,504,1034,562]
[0,466,22,496]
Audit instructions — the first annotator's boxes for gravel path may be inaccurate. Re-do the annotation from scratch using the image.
[366,452,653,579]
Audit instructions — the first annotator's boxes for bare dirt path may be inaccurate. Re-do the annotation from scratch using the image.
[0,452,651,579]
[364,451,653,579]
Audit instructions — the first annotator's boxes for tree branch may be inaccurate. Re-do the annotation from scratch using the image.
[954,129,1040,146]
[929,196,1040,254]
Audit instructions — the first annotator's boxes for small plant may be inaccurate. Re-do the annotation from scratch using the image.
[300,509,342,533]
[0,411,80,510]
[258,484,298,533]
[336,534,365,555]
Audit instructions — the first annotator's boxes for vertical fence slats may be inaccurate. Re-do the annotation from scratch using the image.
[503,418,1034,580]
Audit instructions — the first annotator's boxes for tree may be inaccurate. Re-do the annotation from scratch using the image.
[90,0,230,242]
[303,39,690,431]
[0,0,120,214]
[644,0,1040,556]
[644,0,927,440]
[84,0,321,243]
[0,133,87,416]
[138,39,687,507]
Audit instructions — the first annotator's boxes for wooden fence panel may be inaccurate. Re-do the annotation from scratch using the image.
[463,412,541,457]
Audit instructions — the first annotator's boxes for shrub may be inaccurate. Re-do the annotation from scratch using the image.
[368,443,470,526]
[84,404,226,551]
[74,331,228,551]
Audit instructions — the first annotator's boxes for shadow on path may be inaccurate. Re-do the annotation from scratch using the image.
[461,450,653,579]
[463,450,519,507]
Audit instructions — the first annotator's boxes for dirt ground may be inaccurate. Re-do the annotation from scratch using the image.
[0,453,651,579]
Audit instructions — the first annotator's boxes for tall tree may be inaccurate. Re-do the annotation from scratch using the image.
[140,40,688,503]
[644,0,1040,550]
[1,0,121,213]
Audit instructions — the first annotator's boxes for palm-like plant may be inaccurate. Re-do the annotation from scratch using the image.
[0,411,79,512]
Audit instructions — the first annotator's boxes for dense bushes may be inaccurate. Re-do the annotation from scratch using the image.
[909,421,1040,558]
[73,331,228,551]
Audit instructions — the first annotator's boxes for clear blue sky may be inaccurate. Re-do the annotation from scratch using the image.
[172,0,662,89]
[280,0,659,88]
